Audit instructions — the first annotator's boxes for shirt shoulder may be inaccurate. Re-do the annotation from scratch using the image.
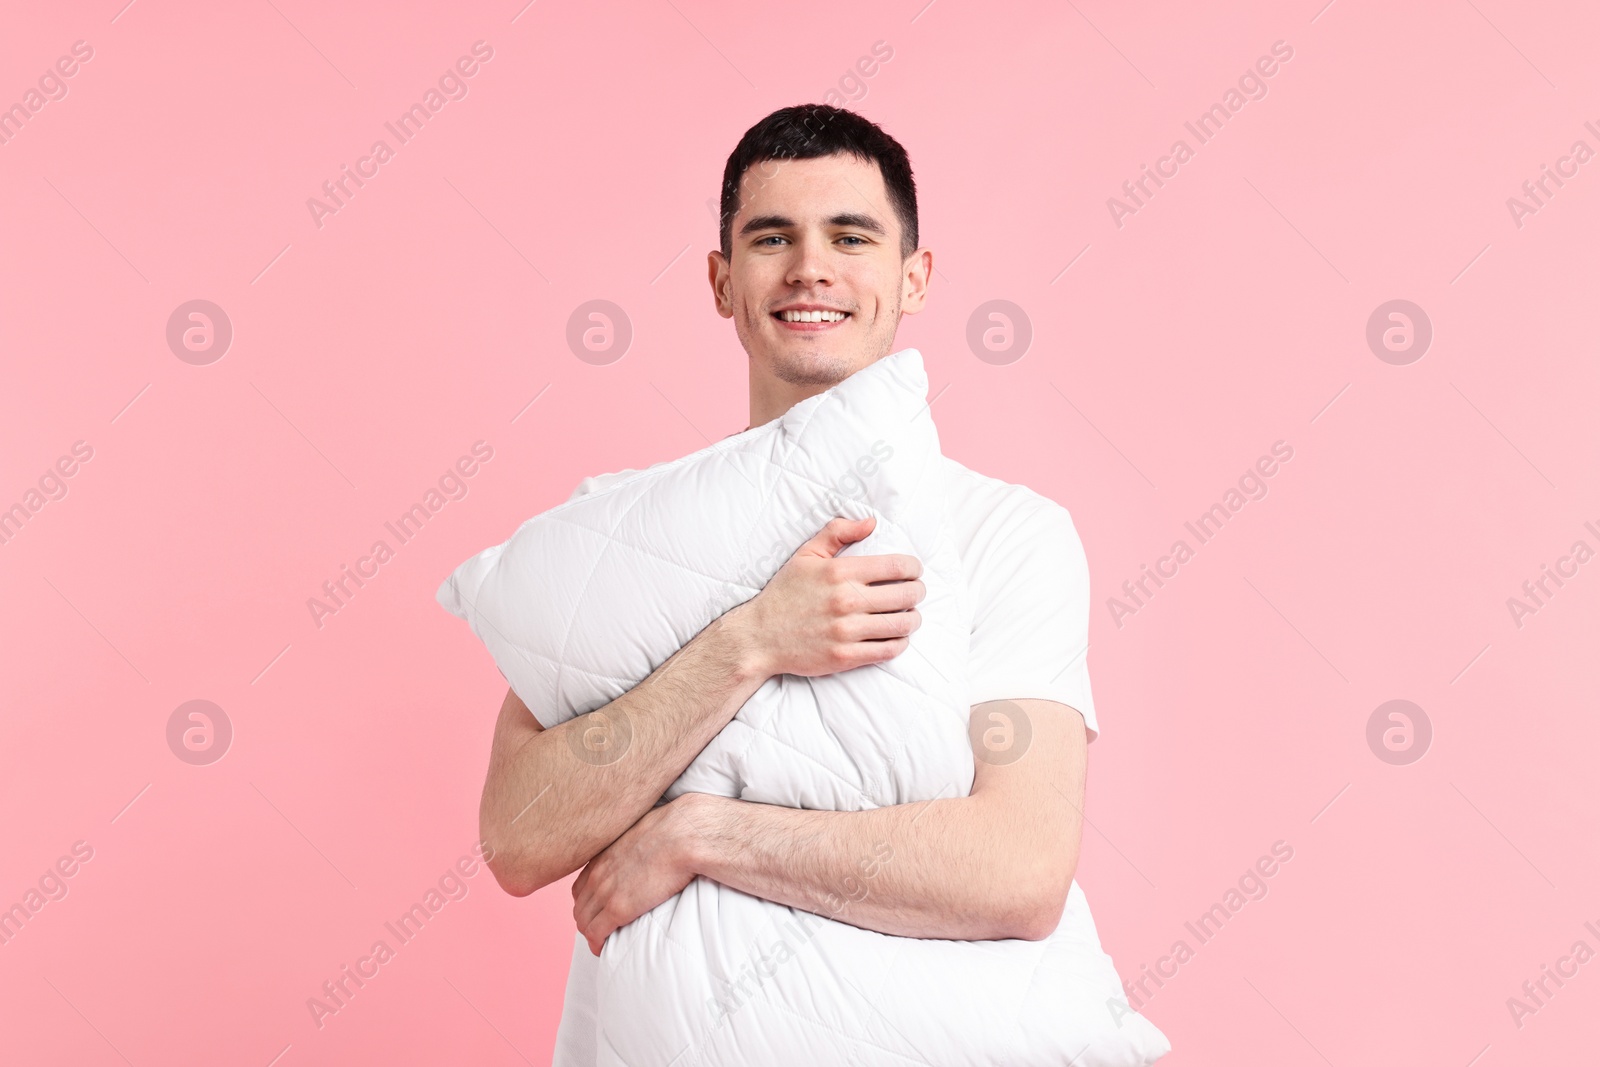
[940,457,1099,740]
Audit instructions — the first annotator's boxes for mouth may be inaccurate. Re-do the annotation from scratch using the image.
[772,307,851,332]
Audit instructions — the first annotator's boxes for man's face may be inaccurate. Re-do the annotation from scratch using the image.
[708,153,929,395]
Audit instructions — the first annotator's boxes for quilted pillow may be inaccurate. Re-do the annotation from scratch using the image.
[436,348,1169,1066]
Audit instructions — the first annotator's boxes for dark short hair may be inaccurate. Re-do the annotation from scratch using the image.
[718,104,919,261]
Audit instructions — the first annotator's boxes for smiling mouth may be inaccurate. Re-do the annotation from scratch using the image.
[773,309,851,328]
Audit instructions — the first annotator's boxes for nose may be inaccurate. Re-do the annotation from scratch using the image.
[785,231,834,289]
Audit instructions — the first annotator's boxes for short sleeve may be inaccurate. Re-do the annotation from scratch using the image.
[966,500,1099,741]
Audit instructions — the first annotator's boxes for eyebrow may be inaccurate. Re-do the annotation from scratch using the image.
[737,212,888,239]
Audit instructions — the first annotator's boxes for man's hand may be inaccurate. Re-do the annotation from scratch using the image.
[731,514,925,678]
[571,795,703,955]
[566,514,926,952]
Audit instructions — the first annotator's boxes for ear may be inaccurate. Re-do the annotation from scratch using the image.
[900,248,932,315]
[707,251,734,319]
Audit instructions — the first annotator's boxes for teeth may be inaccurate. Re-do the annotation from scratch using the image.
[778,309,847,322]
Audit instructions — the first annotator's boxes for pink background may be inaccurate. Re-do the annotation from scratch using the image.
[3,1,1597,1063]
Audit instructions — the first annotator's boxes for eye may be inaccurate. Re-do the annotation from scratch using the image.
[838,235,867,246]
[756,235,787,246]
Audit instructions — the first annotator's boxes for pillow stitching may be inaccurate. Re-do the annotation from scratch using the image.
[533,472,944,697]
[547,482,669,712]
[545,446,922,591]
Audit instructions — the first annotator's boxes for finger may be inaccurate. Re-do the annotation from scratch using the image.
[572,880,590,924]
[836,552,922,584]
[848,577,925,614]
[829,636,911,669]
[574,886,607,935]
[579,902,618,956]
[799,515,876,558]
[592,908,619,947]
[838,608,920,643]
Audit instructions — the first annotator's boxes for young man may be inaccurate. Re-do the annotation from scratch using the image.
[478,104,1099,1064]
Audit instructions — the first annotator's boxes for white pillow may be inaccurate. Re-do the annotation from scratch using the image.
[437,347,973,807]
[436,348,1169,1066]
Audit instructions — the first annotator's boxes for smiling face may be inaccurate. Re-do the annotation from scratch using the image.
[708,153,932,428]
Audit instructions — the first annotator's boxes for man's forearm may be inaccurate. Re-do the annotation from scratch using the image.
[676,788,1074,942]
[481,611,768,895]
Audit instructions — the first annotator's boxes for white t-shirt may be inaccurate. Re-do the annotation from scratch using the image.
[549,454,1098,1066]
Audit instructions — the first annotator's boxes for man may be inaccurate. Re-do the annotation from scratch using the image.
[478,104,1100,1064]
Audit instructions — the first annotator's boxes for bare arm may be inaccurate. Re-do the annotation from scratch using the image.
[678,700,1086,940]
[479,514,923,897]
[478,615,768,896]
[572,699,1086,950]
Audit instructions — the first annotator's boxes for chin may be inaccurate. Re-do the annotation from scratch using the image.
[767,343,859,387]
